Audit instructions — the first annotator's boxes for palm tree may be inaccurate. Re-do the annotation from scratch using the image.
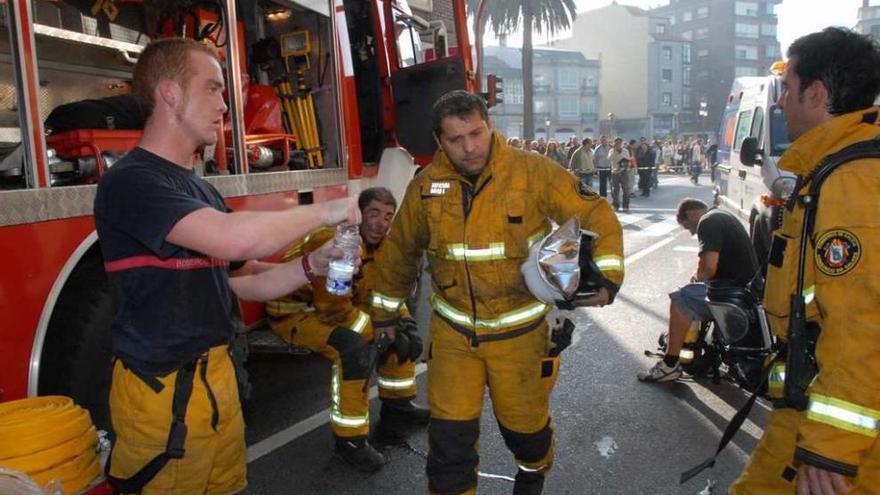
[468,0,577,139]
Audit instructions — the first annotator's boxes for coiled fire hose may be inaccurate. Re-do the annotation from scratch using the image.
[0,396,101,495]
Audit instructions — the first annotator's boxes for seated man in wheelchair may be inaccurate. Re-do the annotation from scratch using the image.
[638,198,762,383]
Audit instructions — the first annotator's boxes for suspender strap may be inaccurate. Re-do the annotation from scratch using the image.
[106,358,199,494]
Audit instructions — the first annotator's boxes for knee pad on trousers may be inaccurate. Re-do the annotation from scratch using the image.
[427,418,480,495]
[498,419,553,464]
[327,327,371,380]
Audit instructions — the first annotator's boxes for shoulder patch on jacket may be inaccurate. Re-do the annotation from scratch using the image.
[815,229,861,276]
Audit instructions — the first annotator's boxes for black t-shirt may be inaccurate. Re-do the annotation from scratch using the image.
[697,208,760,286]
[94,148,237,374]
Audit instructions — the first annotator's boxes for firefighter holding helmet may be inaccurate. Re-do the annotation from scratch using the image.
[369,90,624,495]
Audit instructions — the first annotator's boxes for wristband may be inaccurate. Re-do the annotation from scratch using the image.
[301,253,319,285]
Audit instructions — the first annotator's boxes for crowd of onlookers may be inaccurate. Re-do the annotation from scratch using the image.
[506,134,718,211]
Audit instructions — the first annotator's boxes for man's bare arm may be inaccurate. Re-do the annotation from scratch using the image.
[695,251,719,281]
[166,197,360,261]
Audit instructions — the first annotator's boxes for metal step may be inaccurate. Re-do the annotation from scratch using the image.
[247,326,312,355]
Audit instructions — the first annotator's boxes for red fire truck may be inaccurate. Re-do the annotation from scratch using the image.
[0,0,478,435]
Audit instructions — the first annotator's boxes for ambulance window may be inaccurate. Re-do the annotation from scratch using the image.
[733,110,753,151]
[750,107,764,148]
[769,106,790,156]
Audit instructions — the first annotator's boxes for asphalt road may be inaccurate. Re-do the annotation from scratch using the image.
[240,174,769,495]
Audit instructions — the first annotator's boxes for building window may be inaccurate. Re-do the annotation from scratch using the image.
[764,44,779,59]
[534,99,548,114]
[683,11,693,22]
[761,23,777,36]
[736,23,760,39]
[735,1,759,16]
[695,28,709,40]
[662,92,672,106]
[586,76,596,87]
[697,6,709,18]
[656,24,667,34]
[683,66,692,85]
[765,2,776,15]
[662,46,673,60]
[682,88,692,109]
[872,24,880,40]
[670,14,676,25]
[682,44,692,63]
[584,101,597,114]
[507,79,523,105]
[735,44,759,60]
[557,96,580,119]
[558,68,579,90]
[662,68,673,82]
[697,48,709,57]
[682,31,693,40]
[735,66,760,77]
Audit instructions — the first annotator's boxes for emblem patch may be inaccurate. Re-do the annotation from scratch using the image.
[429,181,451,196]
[815,229,861,276]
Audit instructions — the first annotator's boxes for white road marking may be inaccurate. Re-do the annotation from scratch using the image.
[674,246,700,253]
[246,363,428,463]
[625,236,677,266]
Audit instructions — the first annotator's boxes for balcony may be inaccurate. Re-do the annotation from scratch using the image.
[580,85,599,96]
[580,112,599,122]
[533,83,552,94]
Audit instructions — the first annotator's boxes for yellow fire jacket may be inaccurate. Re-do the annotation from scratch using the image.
[266,229,407,337]
[369,131,624,339]
[764,107,880,474]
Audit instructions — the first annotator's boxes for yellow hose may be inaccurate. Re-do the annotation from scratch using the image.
[0,396,101,495]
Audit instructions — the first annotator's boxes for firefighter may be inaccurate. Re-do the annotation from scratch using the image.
[93,38,360,494]
[730,28,880,495]
[266,187,428,472]
[369,91,624,495]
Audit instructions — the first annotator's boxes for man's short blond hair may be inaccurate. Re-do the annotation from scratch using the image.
[133,38,218,119]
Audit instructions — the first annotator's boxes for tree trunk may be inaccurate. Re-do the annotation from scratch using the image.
[522,4,534,140]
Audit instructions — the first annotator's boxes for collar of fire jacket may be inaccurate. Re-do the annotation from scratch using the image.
[429,130,509,186]
[779,106,880,177]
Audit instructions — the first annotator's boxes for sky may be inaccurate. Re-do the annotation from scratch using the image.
[484,0,865,56]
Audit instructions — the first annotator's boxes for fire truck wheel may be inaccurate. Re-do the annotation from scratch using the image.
[38,252,114,433]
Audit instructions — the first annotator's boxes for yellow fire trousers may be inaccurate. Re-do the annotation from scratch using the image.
[274,311,417,438]
[426,315,558,495]
[108,345,246,494]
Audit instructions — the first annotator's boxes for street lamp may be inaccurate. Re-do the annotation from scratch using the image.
[607,112,615,137]
[545,119,551,141]
[672,105,679,138]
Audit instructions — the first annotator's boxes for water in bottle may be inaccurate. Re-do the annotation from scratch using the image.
[326,224,360,296]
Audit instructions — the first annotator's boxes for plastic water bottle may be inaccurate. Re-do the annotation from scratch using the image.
[326,224,360,296]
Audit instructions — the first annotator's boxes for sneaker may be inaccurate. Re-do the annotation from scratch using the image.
[637,360,682,383]
[334,437,386,472]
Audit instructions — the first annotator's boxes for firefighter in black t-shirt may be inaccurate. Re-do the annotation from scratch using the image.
[94,38,361,494]
[637,198,760,383]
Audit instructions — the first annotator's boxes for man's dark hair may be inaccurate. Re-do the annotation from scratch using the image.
[431,90,489,136]
[676,198,708,222]
[787,27,880,115]
[358,187,397,211]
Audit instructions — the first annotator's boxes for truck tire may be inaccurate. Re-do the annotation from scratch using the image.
[38,250,114,432]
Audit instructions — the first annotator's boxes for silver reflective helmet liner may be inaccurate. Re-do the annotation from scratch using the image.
[538,217,582,300]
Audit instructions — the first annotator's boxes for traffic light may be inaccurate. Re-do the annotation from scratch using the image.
[487,74,504,108]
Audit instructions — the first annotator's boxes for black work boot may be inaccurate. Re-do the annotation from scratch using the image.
[374,399,430,445]
[513,470,545,495]
[334,437,386,472]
